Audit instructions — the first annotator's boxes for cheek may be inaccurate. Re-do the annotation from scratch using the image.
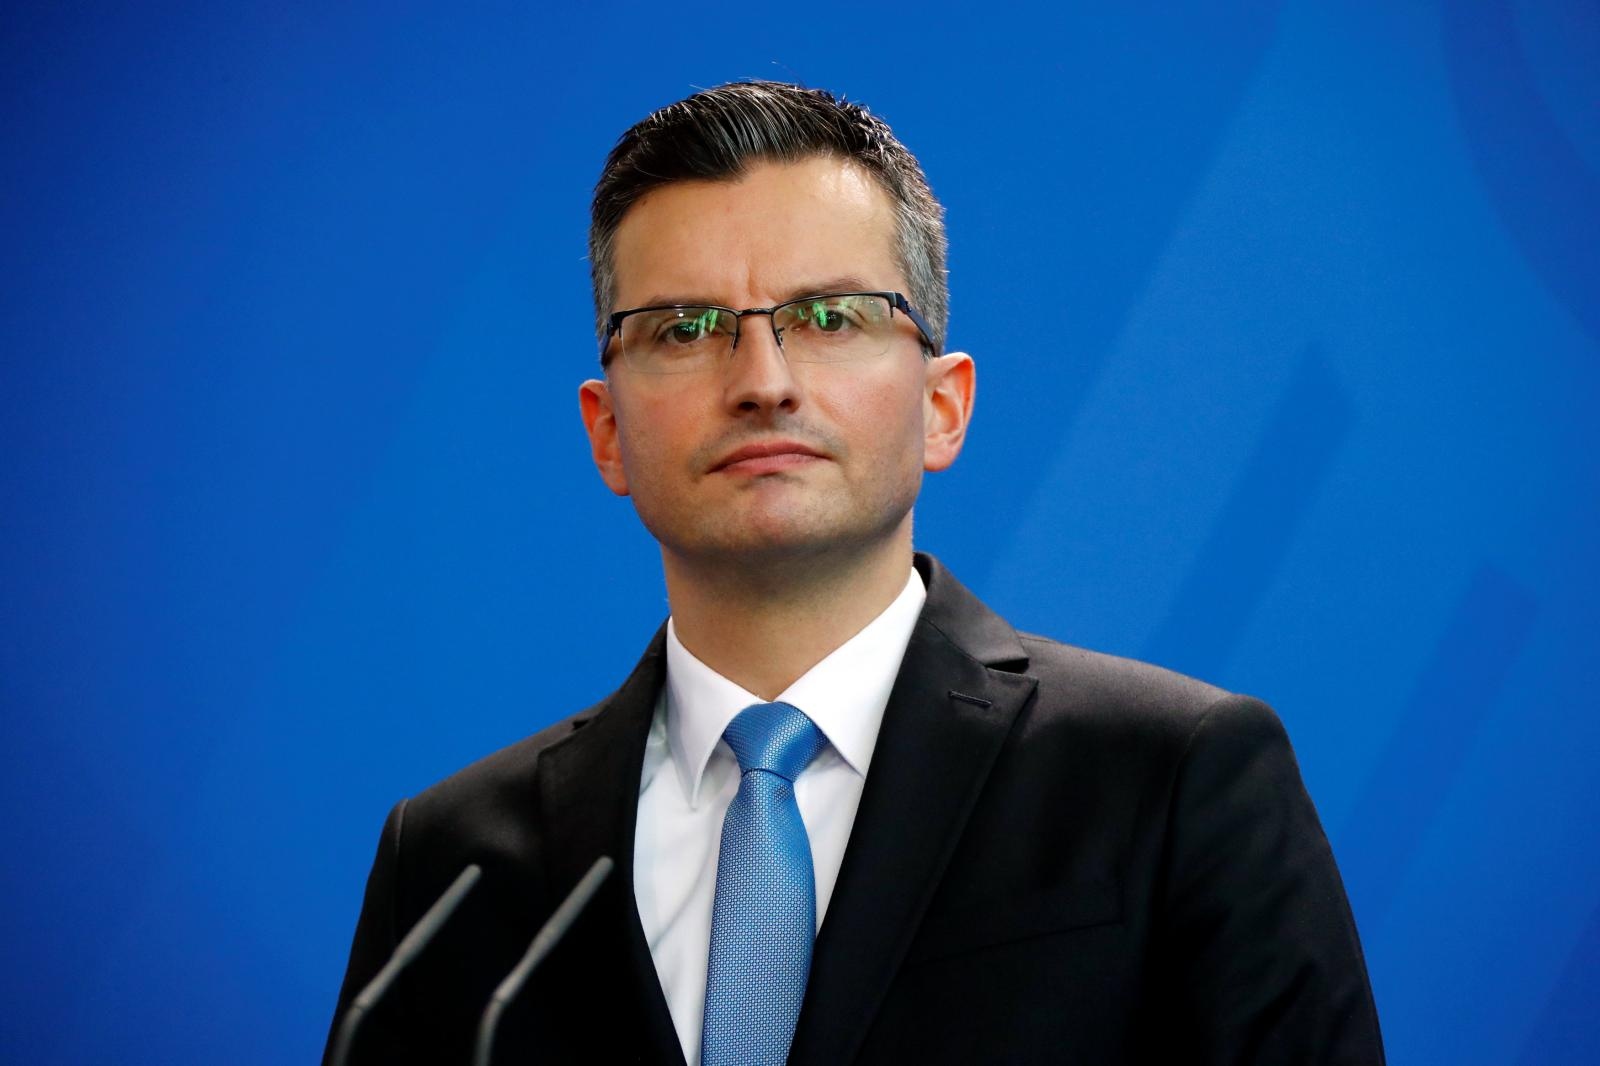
[835,366,928,460]
[614,393,693,480]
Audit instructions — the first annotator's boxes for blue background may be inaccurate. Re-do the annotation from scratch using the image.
[3,2,1597,1062]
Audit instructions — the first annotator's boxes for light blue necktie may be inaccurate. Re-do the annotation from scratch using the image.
[700,701,828,1066]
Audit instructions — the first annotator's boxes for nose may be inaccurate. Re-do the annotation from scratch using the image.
[722,313,800,416]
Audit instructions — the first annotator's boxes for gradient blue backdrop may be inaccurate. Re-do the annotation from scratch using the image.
[3,2,1597,1062]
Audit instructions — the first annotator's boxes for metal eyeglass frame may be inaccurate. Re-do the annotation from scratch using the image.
[599,290,938,365]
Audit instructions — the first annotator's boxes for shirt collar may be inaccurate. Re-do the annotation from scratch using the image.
[664,567,928,807]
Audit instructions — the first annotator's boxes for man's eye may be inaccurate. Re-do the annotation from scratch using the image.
[801,302,856,331]
[657,309,723,344]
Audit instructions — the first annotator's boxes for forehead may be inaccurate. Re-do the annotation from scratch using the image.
[610,156,903,309]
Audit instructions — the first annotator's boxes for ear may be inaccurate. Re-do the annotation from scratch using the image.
[578,377,630,496]
[923,351,975,472]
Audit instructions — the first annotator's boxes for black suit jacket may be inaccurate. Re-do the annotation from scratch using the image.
[326,554,1383,1064]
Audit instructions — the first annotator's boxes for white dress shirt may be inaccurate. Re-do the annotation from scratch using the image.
[632,568,927,1066]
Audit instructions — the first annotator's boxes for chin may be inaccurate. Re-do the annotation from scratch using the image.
[639,483,916,564]
[687,513,913,570]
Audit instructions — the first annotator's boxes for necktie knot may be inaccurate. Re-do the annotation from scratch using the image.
[722,701,826,784]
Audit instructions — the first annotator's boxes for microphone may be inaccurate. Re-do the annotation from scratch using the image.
[472,855,615,1066]
[328,863,483,1066]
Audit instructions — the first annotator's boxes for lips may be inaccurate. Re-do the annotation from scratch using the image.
[710,439,828,474]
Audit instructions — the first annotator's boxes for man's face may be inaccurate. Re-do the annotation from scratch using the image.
[579,156,971,568]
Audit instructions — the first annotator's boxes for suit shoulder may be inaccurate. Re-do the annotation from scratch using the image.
[1013,631,1279,743]
[1016,630,1226,708]
[402,697,610,828]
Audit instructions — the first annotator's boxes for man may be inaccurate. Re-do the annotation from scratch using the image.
[326,82,1384,1064]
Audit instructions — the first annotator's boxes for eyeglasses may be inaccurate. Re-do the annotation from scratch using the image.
[600,291,936,374]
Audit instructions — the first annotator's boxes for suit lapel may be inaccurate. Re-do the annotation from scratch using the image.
[536,628,687,1065]
[788,555,1038,1065]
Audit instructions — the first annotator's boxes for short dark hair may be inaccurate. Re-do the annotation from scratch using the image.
[589,81,948,358]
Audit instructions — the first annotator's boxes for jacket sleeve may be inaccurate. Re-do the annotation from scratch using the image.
[322,799,414,1066]
[1154,694,1385,1064]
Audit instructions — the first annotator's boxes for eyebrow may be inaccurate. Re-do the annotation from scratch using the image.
[630,275,880,310]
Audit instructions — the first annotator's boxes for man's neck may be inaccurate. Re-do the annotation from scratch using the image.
[661,532,916,701]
